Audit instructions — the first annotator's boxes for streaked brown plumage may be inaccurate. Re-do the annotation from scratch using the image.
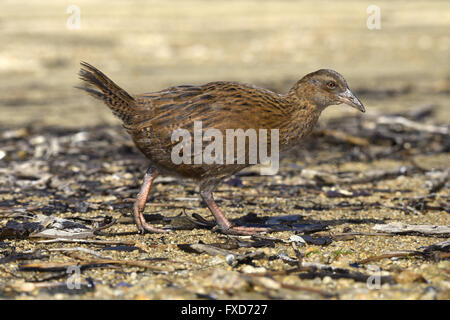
[78,62,365,235]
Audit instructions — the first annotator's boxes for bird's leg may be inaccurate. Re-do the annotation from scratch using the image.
[200,190,268,235]
[133,166,170,234]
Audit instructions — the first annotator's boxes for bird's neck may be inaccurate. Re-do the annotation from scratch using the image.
[276,91,322,148]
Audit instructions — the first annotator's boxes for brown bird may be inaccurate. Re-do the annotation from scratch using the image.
[78,62,365,235]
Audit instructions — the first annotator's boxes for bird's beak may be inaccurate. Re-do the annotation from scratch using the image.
[338,89,365,113]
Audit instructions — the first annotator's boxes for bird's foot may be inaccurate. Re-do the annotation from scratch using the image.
[135,212,172,234]
[215,225,270,236]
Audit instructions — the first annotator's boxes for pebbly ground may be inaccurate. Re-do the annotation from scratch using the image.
[0,109,448,299]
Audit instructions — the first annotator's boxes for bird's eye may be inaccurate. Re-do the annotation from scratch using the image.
[327,81,336,89]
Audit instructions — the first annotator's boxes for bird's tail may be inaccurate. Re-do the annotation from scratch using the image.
[77,62,137,124]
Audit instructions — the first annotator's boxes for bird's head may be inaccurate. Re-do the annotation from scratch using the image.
[293,69,365,113]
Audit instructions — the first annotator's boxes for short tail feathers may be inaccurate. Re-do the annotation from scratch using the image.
[77,62,136,124]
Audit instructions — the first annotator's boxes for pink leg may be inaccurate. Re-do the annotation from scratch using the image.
[200,190,269,235]
[133,167,170,234]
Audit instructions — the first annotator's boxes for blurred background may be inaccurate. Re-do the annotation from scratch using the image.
[0,0,449,128]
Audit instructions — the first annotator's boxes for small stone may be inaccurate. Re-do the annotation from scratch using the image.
[251,277,281,290]
[394,270,426,284]
[226,254,236,266]
[241,265,266,274]
[289,234,307,245]
[30,135,46,145]
[322,276,333,285]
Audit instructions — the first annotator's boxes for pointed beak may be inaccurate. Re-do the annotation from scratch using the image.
[338,89,365,113]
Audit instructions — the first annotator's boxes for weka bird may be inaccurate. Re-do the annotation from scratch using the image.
[78,62,365,235]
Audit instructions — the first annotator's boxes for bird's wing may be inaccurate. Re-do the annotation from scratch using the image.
[130,81,285,133]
